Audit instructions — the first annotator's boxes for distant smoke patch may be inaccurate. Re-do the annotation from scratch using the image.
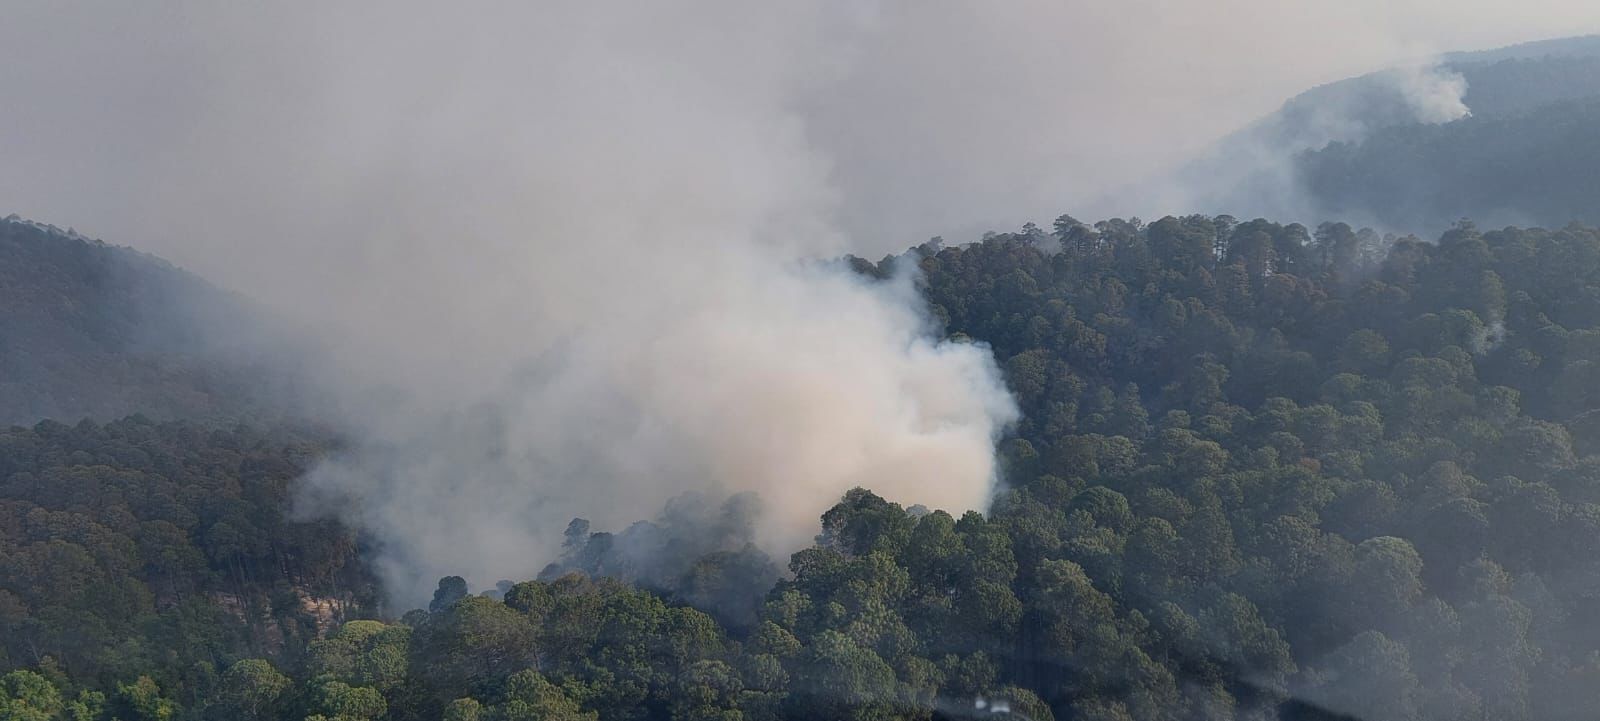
[1473,319,1508,355]
[538,492,779,630]
[1388,63,1472,123]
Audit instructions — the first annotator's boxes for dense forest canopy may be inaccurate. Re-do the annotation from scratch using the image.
[10,212,1600,720]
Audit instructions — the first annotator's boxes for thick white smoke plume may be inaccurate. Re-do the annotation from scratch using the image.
[298,258,1019,602]
[7,2,1600,604]
[228,4,1023,603]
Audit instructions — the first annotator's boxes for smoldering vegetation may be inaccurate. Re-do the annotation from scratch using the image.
[538,492,780,631]
[287,252,1019,604]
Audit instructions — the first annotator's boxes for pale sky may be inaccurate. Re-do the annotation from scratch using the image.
[3,2,1599,285]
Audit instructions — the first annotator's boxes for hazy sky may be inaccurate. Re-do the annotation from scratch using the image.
[6,2,1600,602]
[4,2,1600,284]
[3,2,1600,282]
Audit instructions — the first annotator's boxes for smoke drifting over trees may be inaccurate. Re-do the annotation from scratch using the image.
[204,4,1026,603]
[5,3,1600,605]
[15,5,1600,720]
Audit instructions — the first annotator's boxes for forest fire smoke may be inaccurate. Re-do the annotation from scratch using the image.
[5,3,1600,607]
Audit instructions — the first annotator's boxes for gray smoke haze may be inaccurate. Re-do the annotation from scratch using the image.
[1135,59,1477,229]
[6,3,1600,605]
[1392,64,1473,124]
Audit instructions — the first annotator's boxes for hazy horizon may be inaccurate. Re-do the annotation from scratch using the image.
[3,5,1600,288]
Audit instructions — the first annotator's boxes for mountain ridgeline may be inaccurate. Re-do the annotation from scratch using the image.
[0,216,293,426]
[10,209,1600,720]
[1193,35,1600,234]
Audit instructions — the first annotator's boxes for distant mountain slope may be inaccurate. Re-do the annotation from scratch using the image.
[1247,34,1600,153]
[0,215,284,424]
[1299,97,1600,230]
[1440,33,1600,64]
[1181,34,1600,234]
[1446,53,1600,119]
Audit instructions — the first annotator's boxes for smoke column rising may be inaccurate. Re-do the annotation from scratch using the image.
[197,3,1024,603]
[7,2,1600,602]
[50,3,1023,603]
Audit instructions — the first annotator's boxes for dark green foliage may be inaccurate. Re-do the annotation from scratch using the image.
[13,213,1600,720]
[214,659,289,721]
[830,215,1600,720]
[0,416,376,706]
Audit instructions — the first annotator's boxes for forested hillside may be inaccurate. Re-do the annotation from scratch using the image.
[1298,97,1600,231]
[1269,36,1600,144]
[0,216,281,425]
[0,417,375,718]
[1192,36,1600,233]
[10,213,1600,720]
